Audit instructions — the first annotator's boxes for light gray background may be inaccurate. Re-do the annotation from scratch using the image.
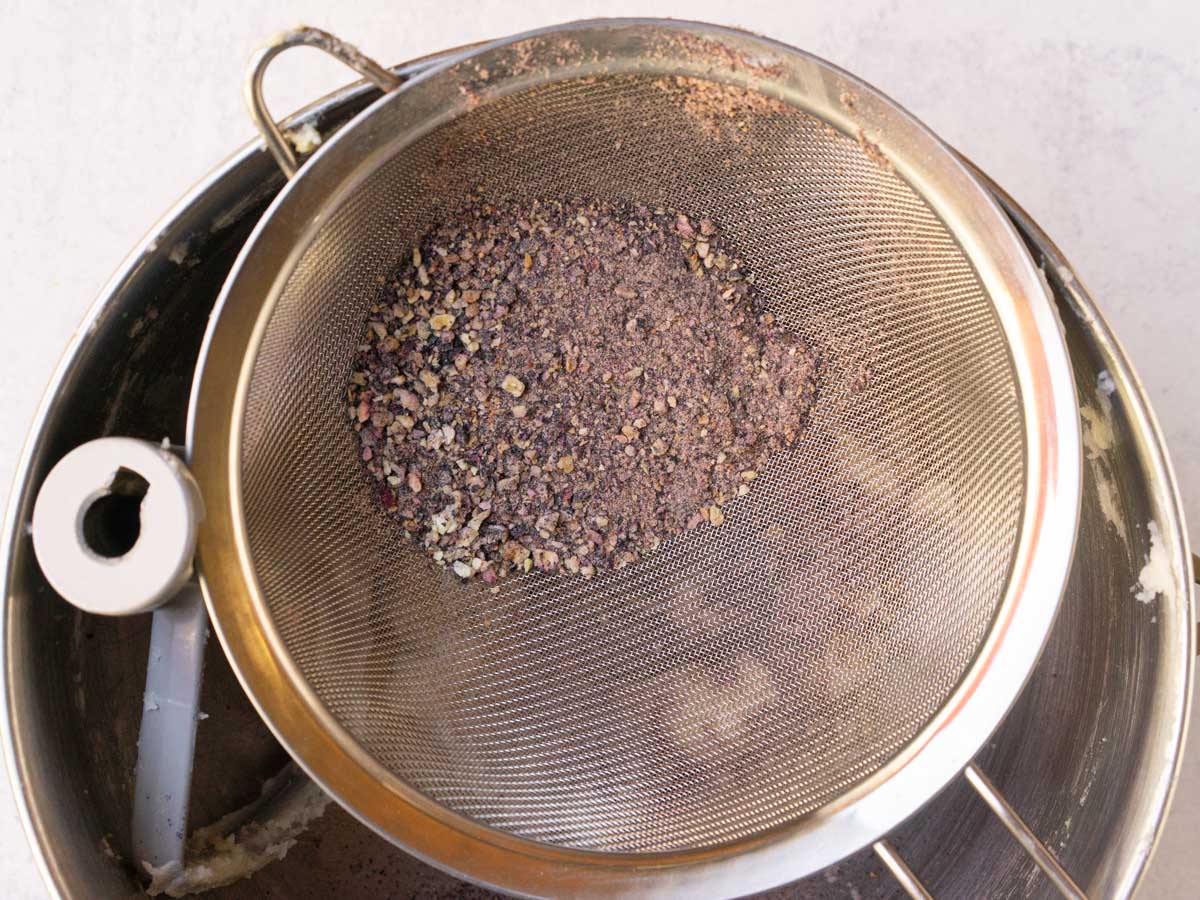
[1,1,1196,896]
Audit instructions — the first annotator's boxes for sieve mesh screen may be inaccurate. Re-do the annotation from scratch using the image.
[239,71,1024,853]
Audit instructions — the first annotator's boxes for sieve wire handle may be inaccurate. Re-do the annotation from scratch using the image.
[874,764,1088,899]
[245,26,404,179]
[873,840,932,899]
[964,763,1087,898]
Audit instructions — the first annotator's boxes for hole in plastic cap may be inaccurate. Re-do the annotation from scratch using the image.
[82,467,150,559]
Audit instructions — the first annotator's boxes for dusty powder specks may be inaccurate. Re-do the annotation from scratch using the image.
[856,128,893,171]
[349,195,819,579]
[649,32,787,81]
[654,75,791,142]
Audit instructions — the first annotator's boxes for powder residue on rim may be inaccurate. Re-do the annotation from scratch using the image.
[648,31,788,81]
[653,75,792,142]
[856,128,893,171]
[450,34,595,107]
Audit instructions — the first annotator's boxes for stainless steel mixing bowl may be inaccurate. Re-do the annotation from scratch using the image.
[2,40,1191,900]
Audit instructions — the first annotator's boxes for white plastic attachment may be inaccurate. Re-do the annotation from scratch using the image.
[32,437,202,615]
[134,582,209,875]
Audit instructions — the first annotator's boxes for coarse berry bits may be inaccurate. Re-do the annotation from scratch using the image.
[348,195,819,580]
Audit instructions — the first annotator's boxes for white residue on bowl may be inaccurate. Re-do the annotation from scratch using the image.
[1079,392,1127,542]
[1080,403,1115,459]
[1133,520,1173,604]
[1092,468,1125,543]
[144,770,330,897]
[286,121,323,155]
[167,239,190,266]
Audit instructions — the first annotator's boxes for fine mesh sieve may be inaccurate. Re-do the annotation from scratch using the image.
[189,20,1080,897]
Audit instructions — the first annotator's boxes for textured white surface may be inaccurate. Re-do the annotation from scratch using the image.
[1,0,1196,896]
[31,438,201,616]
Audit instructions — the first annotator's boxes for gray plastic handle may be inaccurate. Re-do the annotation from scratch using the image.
[134,584,209,877]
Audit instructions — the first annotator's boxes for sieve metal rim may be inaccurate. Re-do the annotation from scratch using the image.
[188,18,1082,898]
